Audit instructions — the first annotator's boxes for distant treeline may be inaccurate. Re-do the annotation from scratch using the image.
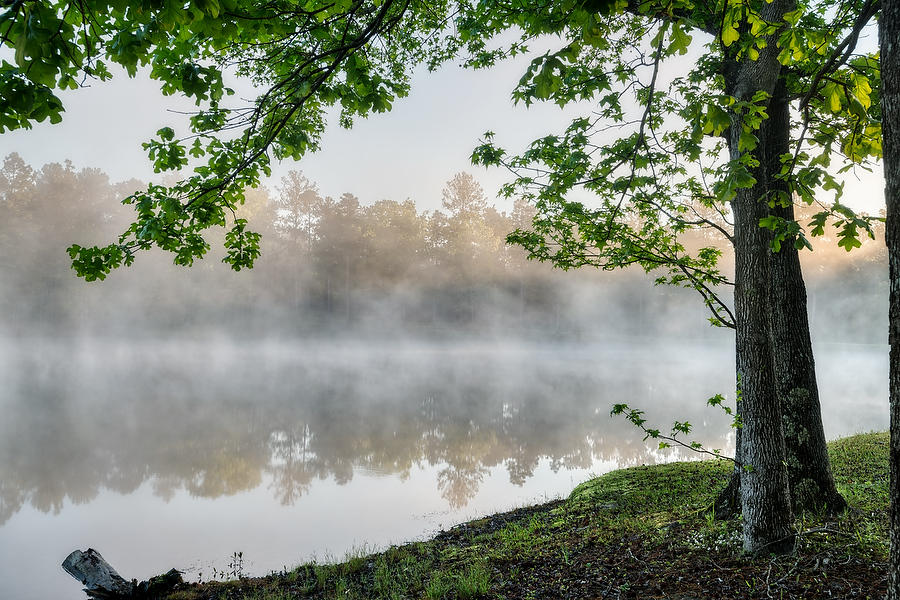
[0,153,887,341]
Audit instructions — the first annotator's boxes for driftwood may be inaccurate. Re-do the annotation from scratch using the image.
[62,549,183,599]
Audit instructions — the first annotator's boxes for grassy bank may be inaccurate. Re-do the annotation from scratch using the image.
[165,432,889,599]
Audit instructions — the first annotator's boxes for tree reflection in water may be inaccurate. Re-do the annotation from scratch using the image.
[0,337,762,524]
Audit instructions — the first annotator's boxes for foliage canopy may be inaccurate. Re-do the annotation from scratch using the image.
[460,0,881,326]
[2,0,456,279]
[0,0,883,286]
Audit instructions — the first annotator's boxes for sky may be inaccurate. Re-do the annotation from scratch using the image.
[1,45,593,214]
[0,37,886,216]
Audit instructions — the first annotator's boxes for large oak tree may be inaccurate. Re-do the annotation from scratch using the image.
[0,0,882,555]
[462,0,877,551]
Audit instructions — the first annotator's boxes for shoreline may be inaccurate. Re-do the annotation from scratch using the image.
[143,432,889,600]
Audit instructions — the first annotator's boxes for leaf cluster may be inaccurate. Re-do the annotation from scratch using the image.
[461,0,882,320]
[1,0,455,277]
[610,393,741,462]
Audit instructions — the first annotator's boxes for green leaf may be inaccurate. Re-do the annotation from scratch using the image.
[721,25,739,47]
[702,105,731,136]
[827,85,841,113]
[738,130,758,152]
[157,126,175,141]
[15,31,27,67]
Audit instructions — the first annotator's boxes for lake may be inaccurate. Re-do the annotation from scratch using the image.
[0,336,887,599]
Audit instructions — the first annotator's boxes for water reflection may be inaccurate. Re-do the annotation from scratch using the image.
[0,338,748,523]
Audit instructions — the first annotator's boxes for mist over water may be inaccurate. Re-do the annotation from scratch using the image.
[0,337,736,527]
[0,335,887,600]
[0,155,889,599]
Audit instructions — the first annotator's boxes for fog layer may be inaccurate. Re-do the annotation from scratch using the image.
[0,155,888,599]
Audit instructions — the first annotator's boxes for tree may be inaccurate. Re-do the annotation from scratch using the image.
[0,153,37,252]
[276,171,324,254]
[362,198,427,286]
[880,0,900,594]
[440,172,498,279]
[461,0,879,551]
[1,0,879,555]
[2,0,453,279]
[441,171,488,222]
[312,192,366,316]
[714,80,846,519]
[765,89,845,514]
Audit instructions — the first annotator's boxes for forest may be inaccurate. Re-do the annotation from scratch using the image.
[0,153,886,342]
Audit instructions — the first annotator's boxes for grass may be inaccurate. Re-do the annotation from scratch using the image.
[159,432,890,599]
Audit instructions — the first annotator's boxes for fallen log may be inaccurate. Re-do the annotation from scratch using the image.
[62,549,183,599]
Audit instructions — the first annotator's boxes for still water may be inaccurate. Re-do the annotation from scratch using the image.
[0,337,887,599]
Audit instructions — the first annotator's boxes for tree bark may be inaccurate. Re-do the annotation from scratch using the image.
[766,83,847,515]
[880,0,900,595]
[724,0,796,553]
[731,148,795,554]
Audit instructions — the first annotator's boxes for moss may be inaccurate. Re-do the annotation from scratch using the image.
[791,477,822,509]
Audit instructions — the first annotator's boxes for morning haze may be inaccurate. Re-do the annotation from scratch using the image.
[0,153,888,599]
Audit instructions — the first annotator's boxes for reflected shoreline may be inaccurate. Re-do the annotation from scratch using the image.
[0,337,747,525]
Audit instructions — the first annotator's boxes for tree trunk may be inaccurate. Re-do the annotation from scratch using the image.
[723,0,796,553]
[713,80,847,520]
[63,549,132,599]
[731,157,795,555]
[880,1,900,596]
[62,548,183,599]
[766,83,847,515]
